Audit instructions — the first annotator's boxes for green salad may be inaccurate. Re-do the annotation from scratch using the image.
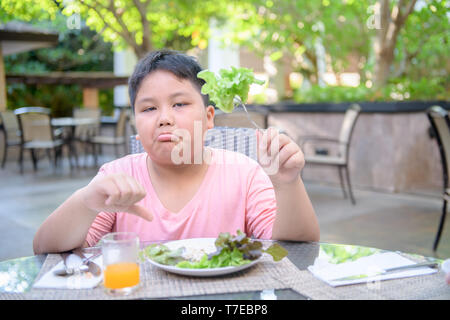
[197,67,265,113]
[140,230,288,269]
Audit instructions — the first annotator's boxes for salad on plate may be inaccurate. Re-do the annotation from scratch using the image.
[140,230,288,276]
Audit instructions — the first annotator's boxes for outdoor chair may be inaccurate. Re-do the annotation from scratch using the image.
[14,107,69,173]
[89,108,129,166]
[298,104,361,205]
[214,107,268,129]
[0,110,22,168]
[129,126,258,160]
[73,107,101,165]
[426,105,450,251]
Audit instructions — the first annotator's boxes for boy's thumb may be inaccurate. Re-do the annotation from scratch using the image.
[128,204,153,221]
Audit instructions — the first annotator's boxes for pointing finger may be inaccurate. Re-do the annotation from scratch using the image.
[127,204,153,221]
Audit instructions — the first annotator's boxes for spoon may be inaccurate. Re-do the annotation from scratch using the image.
[53,252,101,277]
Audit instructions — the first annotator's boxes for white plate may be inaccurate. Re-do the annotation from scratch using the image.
[145,238,261,277]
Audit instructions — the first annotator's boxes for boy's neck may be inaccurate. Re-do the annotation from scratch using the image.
[146,153,211,184]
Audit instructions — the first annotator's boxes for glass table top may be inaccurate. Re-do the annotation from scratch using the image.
[0,242,444,299]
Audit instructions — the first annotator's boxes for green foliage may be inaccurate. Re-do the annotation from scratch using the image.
[224,0,371,83]
[293,77,448,103]
[2,0,448,104]
[294,85,374,103]
[225,0,448,99]
[3,11,114,116]
[7,83,82,117]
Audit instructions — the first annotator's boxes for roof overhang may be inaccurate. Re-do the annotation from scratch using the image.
[0,21,59,56]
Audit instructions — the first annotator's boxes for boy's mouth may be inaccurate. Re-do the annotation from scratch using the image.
[157,132,180,142]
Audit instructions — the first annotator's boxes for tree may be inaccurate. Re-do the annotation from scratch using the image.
[1,0,228,59]
[373,0,418,87]
[224,0,372,86]
[224,0,447,92]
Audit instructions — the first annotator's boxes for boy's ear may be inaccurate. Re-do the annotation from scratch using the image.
[206,105,215,129]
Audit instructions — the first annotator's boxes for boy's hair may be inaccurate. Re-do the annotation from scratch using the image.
[128,49,209,110]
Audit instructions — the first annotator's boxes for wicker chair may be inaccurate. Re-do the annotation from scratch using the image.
[73,108,101,165]
[129,126,258,160]
[298,104,361,205]
[89,108,129,166]
[14,107,69,173]
[426,105,450,251]
[0,110,21,168]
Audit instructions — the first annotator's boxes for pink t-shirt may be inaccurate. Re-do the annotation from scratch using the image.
[85,148,276,246]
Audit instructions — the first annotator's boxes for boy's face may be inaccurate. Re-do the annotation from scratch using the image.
[134,70,214,165]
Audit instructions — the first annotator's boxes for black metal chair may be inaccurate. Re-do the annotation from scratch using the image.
[14,107,69,173]
[0,110,21,168]
[426,105,450,251]
[298,104,361,205]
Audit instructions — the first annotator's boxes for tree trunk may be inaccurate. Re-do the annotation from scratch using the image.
[374,42,395,87]
[0,43,7,111]
[372,0,417,88]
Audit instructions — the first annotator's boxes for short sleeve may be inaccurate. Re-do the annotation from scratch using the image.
[85,211,116,247]
[245,165,276,239]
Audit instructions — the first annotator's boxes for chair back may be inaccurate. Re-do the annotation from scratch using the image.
[0,110,21,142]
[129,126,257,160]
[427,106,450,189]
[214,108,268,129]
[14,107,54,143]
[73,108,101,140]
[338,104,361,160]
[115,108,129,138]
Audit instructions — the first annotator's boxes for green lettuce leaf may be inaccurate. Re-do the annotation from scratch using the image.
[198,67,265,113]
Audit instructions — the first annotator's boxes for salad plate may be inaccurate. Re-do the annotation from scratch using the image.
[145,238,262,277]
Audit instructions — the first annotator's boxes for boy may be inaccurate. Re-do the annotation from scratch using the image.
[33,50,319,254]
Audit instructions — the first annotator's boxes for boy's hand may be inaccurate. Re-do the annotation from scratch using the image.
[257,128,305,187]
[80,173,153,221]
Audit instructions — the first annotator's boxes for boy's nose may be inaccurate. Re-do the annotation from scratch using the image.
[158,108,174,127]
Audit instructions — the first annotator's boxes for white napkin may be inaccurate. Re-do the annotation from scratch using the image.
[33,254,103,289]
[308,252,437,287]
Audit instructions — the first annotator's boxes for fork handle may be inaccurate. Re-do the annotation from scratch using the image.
[385,261,439,272]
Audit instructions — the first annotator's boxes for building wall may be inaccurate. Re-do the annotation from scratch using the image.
[268,112,442,196]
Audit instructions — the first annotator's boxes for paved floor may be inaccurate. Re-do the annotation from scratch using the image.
[0,152,449,262]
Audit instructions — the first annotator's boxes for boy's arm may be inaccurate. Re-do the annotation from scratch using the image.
[33,188,99,254]
[257,129,320,242]
[33,173,153,254]
[271,176,319,241]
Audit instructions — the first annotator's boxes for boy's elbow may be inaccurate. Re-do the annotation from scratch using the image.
[310,224,320,242]
[33,236,43,255]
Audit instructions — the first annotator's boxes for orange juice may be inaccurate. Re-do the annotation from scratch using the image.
[104,262,140,289]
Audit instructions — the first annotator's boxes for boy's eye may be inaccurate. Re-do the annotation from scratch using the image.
[144,107,156,112]
[174,102,187,108]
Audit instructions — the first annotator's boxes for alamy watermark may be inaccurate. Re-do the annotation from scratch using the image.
[64,0,81,30]
[169,121,280,175]
[366,4,382,30]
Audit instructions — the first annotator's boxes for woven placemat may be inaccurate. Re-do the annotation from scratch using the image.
[21,253,296,300]
[276,254,450,300]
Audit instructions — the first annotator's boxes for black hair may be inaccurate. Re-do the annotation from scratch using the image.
[128,49,209,110]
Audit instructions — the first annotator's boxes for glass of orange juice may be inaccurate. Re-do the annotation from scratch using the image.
[101,232,140,296]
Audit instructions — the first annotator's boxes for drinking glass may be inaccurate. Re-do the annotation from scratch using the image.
[101,232,140,296]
